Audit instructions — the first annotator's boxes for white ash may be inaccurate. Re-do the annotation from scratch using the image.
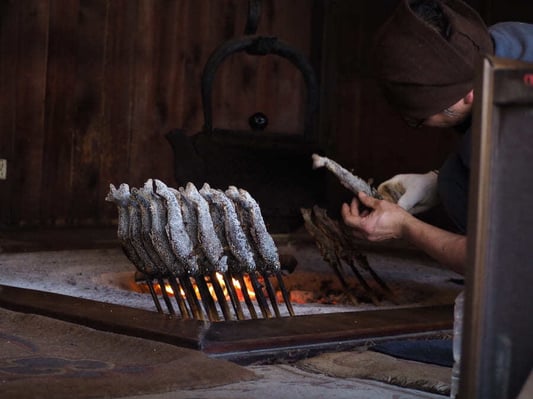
[0,241,462,317]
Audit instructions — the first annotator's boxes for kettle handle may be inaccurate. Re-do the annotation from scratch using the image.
[200,35,319,140]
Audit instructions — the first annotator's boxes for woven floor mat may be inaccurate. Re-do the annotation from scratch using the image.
[297,349,451,395]
[0,307,256,399]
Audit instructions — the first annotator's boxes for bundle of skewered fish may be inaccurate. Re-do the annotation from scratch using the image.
[301,154,399,305]
[106,179,294,322]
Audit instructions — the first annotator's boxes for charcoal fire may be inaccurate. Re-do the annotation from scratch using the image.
[106,179,294,322]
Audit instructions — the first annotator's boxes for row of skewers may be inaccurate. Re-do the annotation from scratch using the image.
[308,154,398,305]
[106,179,294,321]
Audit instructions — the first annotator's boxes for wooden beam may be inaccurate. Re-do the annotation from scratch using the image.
[0,284,453,364]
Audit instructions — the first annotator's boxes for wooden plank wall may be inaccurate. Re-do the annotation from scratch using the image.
[0,0,531,228]
[0,0,316,226]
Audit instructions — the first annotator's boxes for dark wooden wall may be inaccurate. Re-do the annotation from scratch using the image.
[0,0,317,226]
[0,0,531,228]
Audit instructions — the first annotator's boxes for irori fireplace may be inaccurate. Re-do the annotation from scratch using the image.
[0,229,459,364]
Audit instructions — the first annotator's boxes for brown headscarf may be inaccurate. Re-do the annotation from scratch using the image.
[372,0,494,120]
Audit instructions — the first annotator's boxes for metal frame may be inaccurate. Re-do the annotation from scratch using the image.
[463,55,533,399]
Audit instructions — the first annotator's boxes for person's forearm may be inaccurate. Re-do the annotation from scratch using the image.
[401,215,466,275]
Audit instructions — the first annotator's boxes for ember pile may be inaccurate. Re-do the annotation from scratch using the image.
[106,179,293,322]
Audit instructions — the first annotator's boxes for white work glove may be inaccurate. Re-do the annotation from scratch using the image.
[377,171,439,214]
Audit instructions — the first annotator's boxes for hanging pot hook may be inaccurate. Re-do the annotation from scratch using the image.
[244,0,262,35]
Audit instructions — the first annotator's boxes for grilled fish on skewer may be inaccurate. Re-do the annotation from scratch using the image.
[106,184,163,311]
[141,180,195,318]
[130,188,168,276]
[183,182,228,273]
[224,186,260,269]
[196,183,237,319]
[176,185,221,321]
[178,186,197,246]
[105,184,147,273]
[182,183,231,321]
[225,186,280,318]
[200,184,256,272]
[199,184,247,320]
[153,179,199,275]
[226,186,281,271]
[198,184,227,250]
[127,188,178,313]
[152,180,207,319]
[311,153,381,198]
[140,180,183,275]
[126,190,159,274]
[130,187,178,314]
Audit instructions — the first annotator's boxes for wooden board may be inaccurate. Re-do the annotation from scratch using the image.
[0,284,453,364]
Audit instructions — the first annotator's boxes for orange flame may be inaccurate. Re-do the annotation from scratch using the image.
[137,272,257,302]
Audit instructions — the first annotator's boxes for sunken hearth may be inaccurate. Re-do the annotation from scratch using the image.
[0,228,460,364]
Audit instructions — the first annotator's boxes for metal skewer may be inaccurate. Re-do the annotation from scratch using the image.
[209,271,233,320]
[146,278,163,313]
[235,273,258,319]
[194,275,220,321]
[157,276,176,315]
[262,271,281,317]
[249,271,272,319]
[223,272,246,320]
[275,271,295,316]
[179,275,205,320]
[167,277,191,318]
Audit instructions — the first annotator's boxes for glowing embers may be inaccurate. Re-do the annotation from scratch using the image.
[134,270,291,321]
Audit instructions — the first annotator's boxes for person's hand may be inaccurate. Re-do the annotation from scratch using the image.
[341,192,411,242]
[377,171,439,214]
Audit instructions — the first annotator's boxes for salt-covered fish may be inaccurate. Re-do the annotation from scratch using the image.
[183,182,228,273]
[105,184,152,275]
[200,183,256,272]
[129,188,167,276]
[125,189,163,275]
[153,179,199,275]
[226,186,280,271]
[140,179,187,276]
[311,153,380,198]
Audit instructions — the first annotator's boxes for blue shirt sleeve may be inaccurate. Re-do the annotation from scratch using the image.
[489,22,533,63]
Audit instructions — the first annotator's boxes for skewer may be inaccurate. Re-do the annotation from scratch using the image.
[353,253,400,304]
[275,271,295,316]
[209,271,233,320]
[223,271,245,320]
[312,206,378,303]
[262,271,281,317]
[179,275,205,320]
[146,278,163,313]
[249,271,271,318]
[157,277,176,315]
[167,277,191,318]
[236,273,258,319]
[344,257,381,306]
[194,275,220,321]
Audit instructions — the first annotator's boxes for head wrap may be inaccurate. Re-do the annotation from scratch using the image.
[372,0,494,119]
